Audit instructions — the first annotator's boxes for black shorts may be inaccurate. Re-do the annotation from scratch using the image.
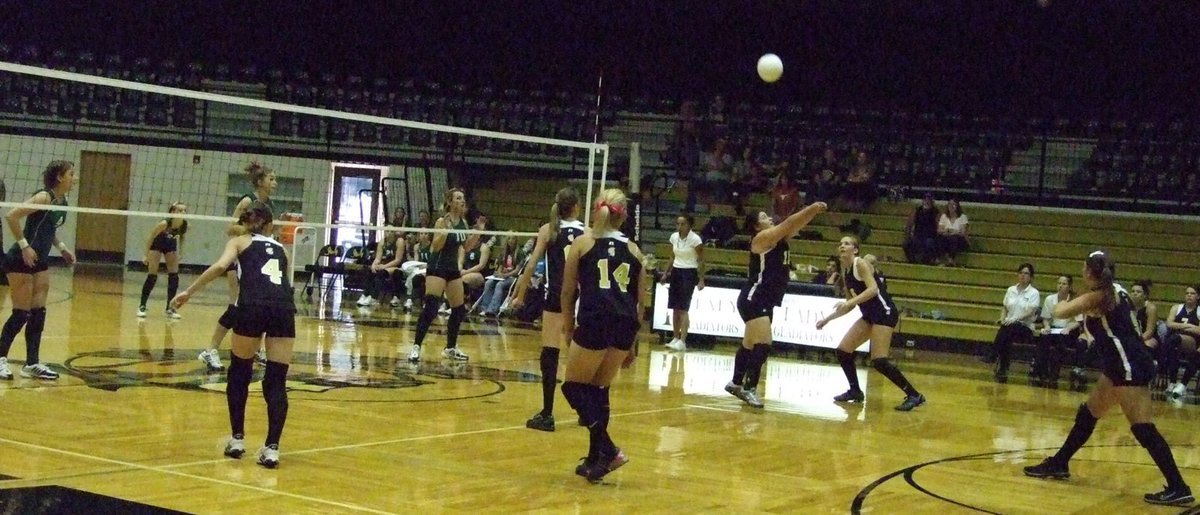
[4,251,49,274]
[427,268,461,282]
[149,239,178,254]
[1101,350,1155,387]
[737,291,777,323]
[543,287,563,314]
[859,305,900,328]
[574,316,638,351]
[667,268,699,311]
[233,304,296,338]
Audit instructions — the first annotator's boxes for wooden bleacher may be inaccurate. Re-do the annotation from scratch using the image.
[475,177,1200,347]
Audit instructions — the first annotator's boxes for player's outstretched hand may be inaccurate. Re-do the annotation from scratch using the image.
[171,291,192,310]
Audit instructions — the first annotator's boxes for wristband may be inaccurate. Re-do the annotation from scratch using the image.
[17,238,29,250]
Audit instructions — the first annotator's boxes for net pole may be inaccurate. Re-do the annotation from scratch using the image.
[583,147,596,227]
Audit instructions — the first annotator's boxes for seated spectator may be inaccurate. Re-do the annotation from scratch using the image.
[840,151,877,211]
[809,255,840,286]
[988,263,1040,383]
[1031,275,1082,387]
[460,229,493,294]
[1131,281,1170,381]
[398,239,431,312]
[474,236,525,317]
[770,172,801,221]
[937,199,970,266]
[903,193,940,265]
[730,142,769,215]
[357,208,408,307]
[1160,285,1200,398]
[687,137,733,212]
[806,164,835,205]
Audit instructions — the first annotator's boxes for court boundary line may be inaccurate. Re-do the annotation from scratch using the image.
[161,405,692,470]
[0,435,393,514]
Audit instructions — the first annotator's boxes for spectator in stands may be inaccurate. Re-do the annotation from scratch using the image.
[937,199,969,267]
[474,236,523,317]
[1131,281,1168,375]
[841,151,877,212]
[808,255,840,287]
[1160,285,1200,398]
[700,137,733,202]
[903,193,940,265]
[806,166,838,206]
[731,142,768,215]
[1032,275,1081,387]
[398,238,430,312]
[770,172,801,221]
[707,95,726,124]
[357,208,407,308]
[459,219,493,293]
[990,263,1040,383]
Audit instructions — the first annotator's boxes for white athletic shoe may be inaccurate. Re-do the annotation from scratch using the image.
[137,305,147,318]
[1165,382,1179,395]
[390,297,401,307]
[21,363,59,380]
[665,339,687,352]
[442,347,469,361]
[408,344,422,363]
[199,349,225,371]
[438,305,451,316]
[223,436,246,459]
[165,308,182,320]
[256,445,280,469]
[357,295,375,307]
[403,299,413,311]
[1171,382,1188,398]
[0,357,11,380]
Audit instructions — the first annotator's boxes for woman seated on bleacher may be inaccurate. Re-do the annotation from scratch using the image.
[1031,275,1082,386]
[1160,284,1200,398]
[936,199,969,267]
[474,237,526,317]
[398,237,431,312]
[357,208,408,308]
[989,263,1041,383]
[459,218,493,295]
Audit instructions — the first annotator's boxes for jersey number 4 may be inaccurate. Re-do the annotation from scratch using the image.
[261,258,283,285]
[596,259,631,293]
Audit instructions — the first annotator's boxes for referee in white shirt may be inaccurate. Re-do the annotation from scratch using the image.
[662,215,705,351]
[992,263,1041,383]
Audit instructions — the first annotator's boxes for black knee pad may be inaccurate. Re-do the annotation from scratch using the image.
[218,305,238,329]
[144,274,159,288]
[6,309,30,325]
[27,308,46,334]
[450,304,467,322]
[561,381,585,411]
[1164,332,1183,350]
[167,273,179,288]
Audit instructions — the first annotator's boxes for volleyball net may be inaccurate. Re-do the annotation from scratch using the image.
[0,59,613,284]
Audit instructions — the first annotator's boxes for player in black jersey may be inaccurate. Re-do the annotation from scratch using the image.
[560,188,645,483]
[199,162,277,372]
[1024,251,1193,507]
[138,202,188,319]
[725,202,827,408]
[1161,285,1200,398]
[817,235,926,411]
[408,188,477,363]
[512,187,584,432]
[0,160,76,381]
[173,202,295,469]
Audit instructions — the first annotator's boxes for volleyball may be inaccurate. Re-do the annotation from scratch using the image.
[757,53,783,83]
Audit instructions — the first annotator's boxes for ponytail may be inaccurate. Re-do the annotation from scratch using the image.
[1086,251,1117,312]
[591,188,628,232]
[548,187,579,246]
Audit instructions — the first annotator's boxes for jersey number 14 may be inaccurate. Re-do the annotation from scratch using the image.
[596,258,631,293]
